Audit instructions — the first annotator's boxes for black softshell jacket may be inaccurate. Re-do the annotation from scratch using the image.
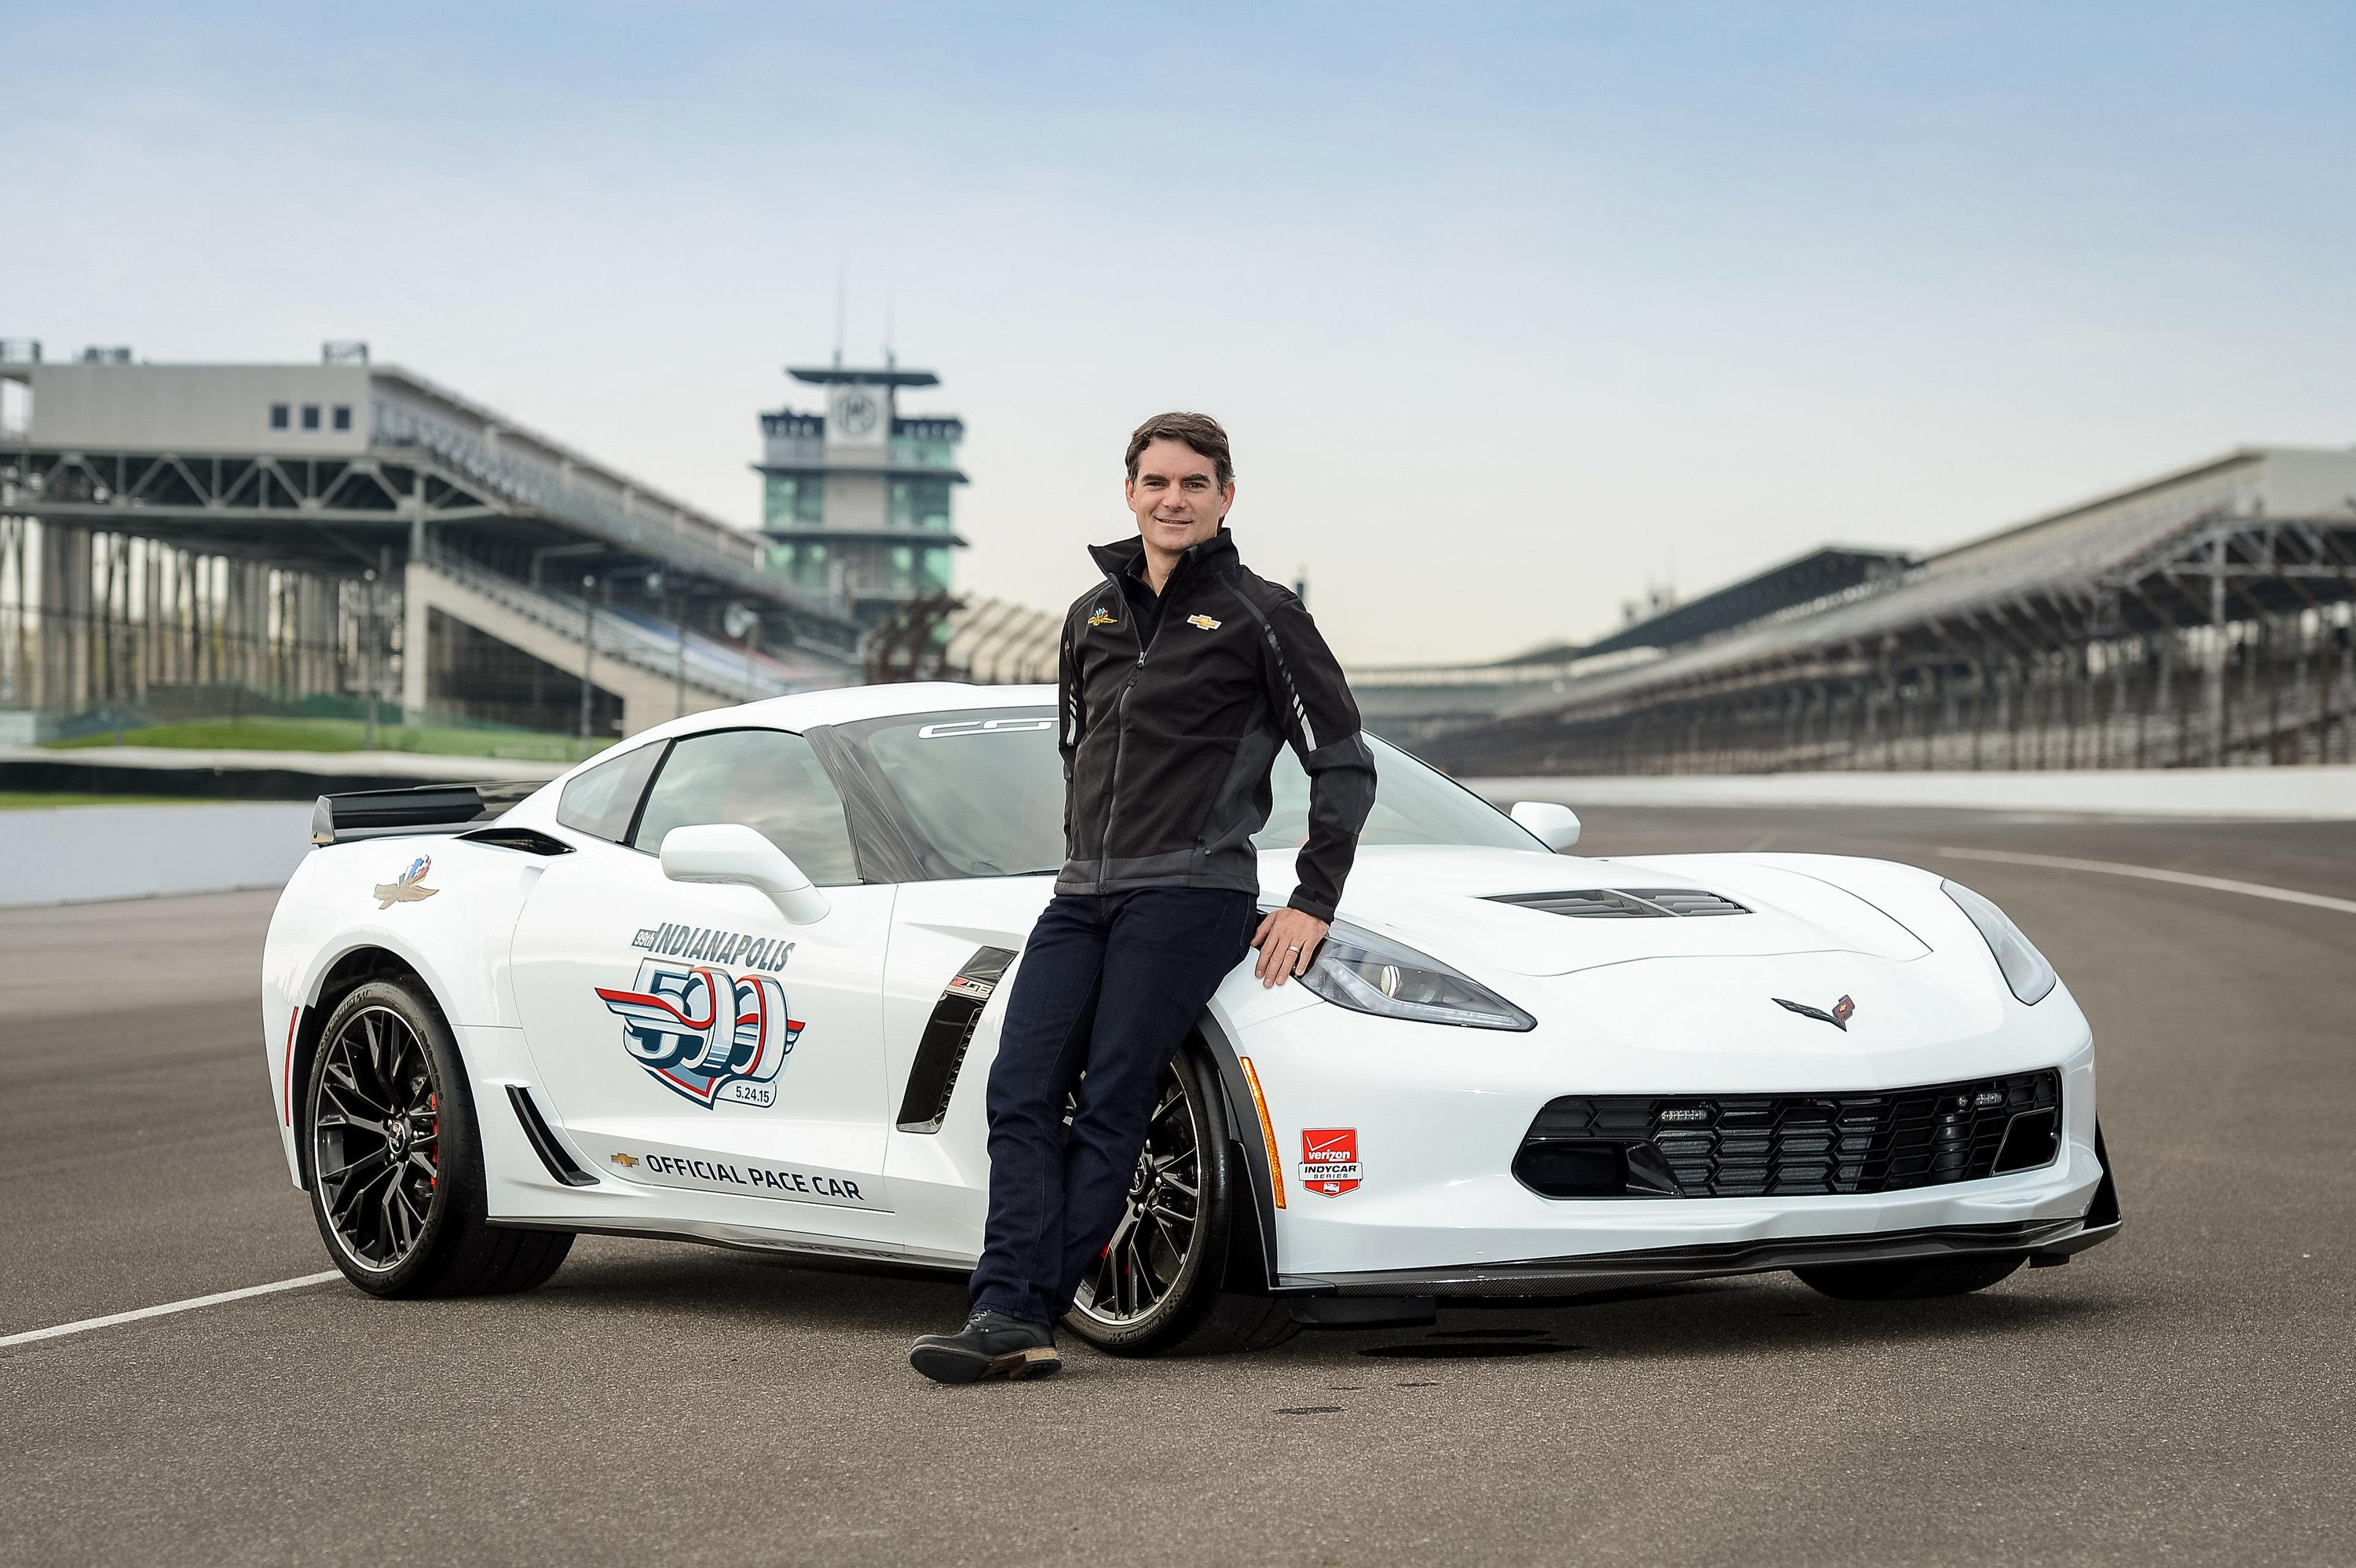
[1055,525,1376,923]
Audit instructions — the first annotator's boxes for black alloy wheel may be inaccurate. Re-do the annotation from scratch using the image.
[304,977,573,1298]
[313,1003,443,1272]
[1063,1045,1300,1357]
[1074,1065,1205,1327]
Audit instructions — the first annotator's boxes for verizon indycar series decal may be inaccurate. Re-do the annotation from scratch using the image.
[596,958,803,1108]
[1301,1128,1361,1197]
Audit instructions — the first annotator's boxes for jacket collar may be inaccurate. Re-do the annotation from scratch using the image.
[1087,524,1239,589]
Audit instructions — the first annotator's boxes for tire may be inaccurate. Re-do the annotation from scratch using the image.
[1063,1044,1301,1358]
[303,977,573,1298]
[1794,1252,2027,1301]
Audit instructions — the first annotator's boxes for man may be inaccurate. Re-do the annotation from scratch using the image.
[909,411,1375,1383]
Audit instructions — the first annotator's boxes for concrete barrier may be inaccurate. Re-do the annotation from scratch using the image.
[2,803,316,908]
[1469,766,2356,820]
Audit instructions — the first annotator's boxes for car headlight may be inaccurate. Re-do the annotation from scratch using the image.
[1291,918,1536,1031]
[1941,879,2058,1004]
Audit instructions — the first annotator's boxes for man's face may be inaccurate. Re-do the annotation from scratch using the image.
[1125,437,1234,557]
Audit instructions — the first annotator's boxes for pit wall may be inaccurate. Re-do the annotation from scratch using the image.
[2,802,313,908]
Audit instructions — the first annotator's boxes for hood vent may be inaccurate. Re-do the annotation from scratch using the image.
[1488,888,1751,919]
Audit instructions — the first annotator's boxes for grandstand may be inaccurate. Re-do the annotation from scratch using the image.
[0,343,866,745]
[1349,546,1918,750]
[1421,446,2356,774]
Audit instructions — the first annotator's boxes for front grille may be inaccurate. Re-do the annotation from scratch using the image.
[1515,1069,2062,1198]
[1488,888,1751,919]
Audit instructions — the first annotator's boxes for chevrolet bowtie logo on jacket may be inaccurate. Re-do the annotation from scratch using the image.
[1056,525,1376,923]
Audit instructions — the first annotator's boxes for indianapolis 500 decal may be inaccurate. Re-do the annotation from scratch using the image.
[596,958,804,1108]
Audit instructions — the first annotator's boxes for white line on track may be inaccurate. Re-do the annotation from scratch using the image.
[1935,846,2356,916]
[0,1271,342,1350]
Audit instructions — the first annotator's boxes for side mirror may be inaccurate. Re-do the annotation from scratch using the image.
[1510,800,1581,852]
[659,823,832,925]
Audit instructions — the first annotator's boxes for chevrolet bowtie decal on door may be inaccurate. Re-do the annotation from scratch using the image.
[596,959,804,1107]
[1773,993,1857,1031]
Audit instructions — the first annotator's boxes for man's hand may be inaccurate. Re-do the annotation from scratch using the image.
[1251,906,1331,988]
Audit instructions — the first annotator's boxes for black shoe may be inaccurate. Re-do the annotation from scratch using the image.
[909,1310,1062,1384]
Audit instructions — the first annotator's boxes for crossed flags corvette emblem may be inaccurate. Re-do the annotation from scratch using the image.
[1773,993,1858,1031]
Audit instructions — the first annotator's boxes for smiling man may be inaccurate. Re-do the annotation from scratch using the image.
[909,411,1376,1383]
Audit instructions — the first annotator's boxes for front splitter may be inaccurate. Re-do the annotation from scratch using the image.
[1282,1215,2115,1298]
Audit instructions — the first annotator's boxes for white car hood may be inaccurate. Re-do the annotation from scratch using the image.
[1290,846,1931,978]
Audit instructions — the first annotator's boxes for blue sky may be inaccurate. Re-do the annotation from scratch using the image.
[12,2,2354,661]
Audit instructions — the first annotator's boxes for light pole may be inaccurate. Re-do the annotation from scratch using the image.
[578,573,597,760]
[361,565,379,751]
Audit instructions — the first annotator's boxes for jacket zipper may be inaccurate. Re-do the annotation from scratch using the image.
[1095,551,1190,883]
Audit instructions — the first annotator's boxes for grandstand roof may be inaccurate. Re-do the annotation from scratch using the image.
[1494,444,2356,722]
[1578,545,1915,659]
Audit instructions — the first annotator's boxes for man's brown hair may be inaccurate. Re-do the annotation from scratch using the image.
[1125,411,1234,488]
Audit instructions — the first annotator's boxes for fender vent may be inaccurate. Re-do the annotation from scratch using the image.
[506,1085,598,1186]
[458,826,574,856]
[1490,888,1750,919]
[896,946,1017,1133]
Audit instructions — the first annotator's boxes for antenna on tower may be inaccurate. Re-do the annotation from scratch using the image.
[884,292,895,371]
[832,259,847,369]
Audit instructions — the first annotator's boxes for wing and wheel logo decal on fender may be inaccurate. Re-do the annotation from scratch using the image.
[1772,993,1857,1030]
[372,856,438,909]
[596,958,804,1108]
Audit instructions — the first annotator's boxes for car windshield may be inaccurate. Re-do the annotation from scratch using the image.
[843,706,1542,879]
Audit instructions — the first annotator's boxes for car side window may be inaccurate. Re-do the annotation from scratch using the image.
[629,728,861,886]
[554,742,664,843]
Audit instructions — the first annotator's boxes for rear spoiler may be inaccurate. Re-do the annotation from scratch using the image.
[310,780,543,846]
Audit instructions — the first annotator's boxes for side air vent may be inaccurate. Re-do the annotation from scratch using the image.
[896,946,1018,1134]
[1489,888,1750,919]
[506,1084,598,1186]
[457,826,574,856]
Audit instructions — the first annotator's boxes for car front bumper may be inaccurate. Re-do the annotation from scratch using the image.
[1220,956,2109,1291]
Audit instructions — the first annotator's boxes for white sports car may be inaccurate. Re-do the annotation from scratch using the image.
[261,682,2118,1354]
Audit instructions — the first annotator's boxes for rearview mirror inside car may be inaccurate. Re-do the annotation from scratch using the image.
[1509,801,1581,851]
[658,823,832,924]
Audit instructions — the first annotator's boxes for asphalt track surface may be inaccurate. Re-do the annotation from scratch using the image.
[5,806,2354,1566]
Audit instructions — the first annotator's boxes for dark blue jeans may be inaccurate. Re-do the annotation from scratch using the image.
[969,887,1259,1326]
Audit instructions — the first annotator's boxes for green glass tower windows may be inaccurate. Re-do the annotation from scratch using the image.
[764,474,825,527]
